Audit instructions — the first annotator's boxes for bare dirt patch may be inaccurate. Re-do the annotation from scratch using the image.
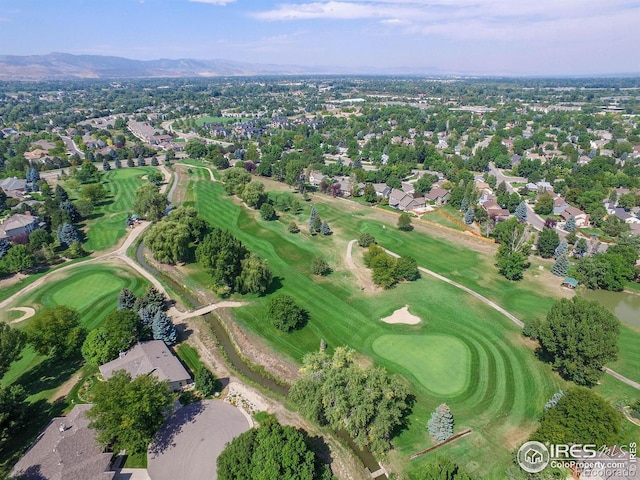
[8,306,36,324]
[380,305,422,325]
[344,239,378,294]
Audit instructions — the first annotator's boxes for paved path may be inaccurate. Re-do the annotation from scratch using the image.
[171,301,247,321]
[361,241,640,390]
[175,163,216,181]
[147,400,251,480]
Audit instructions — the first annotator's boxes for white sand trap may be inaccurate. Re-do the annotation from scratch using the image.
[8,307,36,324]
[380,305,421,325]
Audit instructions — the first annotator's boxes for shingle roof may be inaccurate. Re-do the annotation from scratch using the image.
[99,340,191,386]
[0,177,27,192]
[11,404,115,480]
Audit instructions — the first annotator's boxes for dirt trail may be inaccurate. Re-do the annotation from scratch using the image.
[345,239,377,292]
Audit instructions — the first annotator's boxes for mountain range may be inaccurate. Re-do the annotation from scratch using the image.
[0,52,443,80]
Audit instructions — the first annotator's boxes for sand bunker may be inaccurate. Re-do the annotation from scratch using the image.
[380,305,421,325]
[8,307,36,324]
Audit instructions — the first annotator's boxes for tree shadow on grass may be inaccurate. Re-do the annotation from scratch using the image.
[264,276,283,296]
[15,355,84,398]
[148,401,206,457]
[390,393,417,440]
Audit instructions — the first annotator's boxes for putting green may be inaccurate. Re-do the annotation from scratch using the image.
[372,334,470,396]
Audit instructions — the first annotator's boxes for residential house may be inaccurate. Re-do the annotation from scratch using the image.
[389,189,407,209]
[11,404,116,480]
[559,206,589,227]
[613,208,640,224]
[424,188,450,206]
[307,170,326,187]
[99,340,192,391]
[24,149,50,161]
[399,195,425,212]
[373,183,391,199]
[0,213,42,242]
[401,182,415,194]
[553,197,569,215]
[0,177,27,198]
[482,200,511,220]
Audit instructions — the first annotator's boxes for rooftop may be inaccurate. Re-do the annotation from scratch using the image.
[11,404,115,480]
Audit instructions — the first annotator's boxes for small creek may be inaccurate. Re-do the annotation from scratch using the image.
[136,243,385,478]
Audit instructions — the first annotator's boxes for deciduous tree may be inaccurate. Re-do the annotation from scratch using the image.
[267,295,307,332]
[87,370,174,455]
[537,297,619,385]
[26,306,86,358]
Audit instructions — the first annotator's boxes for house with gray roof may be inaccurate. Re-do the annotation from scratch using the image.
[0,213,42,241]
[0,177,27,198]
[99,340,191,391]
[11,404,116,480]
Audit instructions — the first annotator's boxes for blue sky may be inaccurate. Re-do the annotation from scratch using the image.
[0,0,639,75]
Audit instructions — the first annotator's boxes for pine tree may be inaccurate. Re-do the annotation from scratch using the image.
[551,254,569,277]
[309,205,318,233]
[0,238,11,259]
[515,201,528,222]
[320,220,332,235]
[554,240,568,259]
[114,158,122,169]
[427,403,454,443]
[57,223,79,248]
[460,196,469,213]
[544,390,565,411]
[117,288,137,311]
[464,207,475,225]
[152,311,177,345]
[565,216,576,232]
[103,160,111,171]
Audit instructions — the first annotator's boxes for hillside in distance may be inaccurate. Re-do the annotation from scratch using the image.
[0,52,443,80]
[0,52,321,79]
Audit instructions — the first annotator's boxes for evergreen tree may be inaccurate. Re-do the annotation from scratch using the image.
[57,222,80,248]
[0,238,11,259]
[427,403,454,443]
[460,196,469,213]
[515,201,528,222]
[311,215,322,234]
[544,390,565,411]
[103,160,111,171]
[551,254,570,277]
[320,220,332,235]
[464,207,475,225]
[151,311,177,345]
[565,216,576,232]
[554,240,568,259]
[114,158,122,169]
[151,156,159,166]
[59,200,79,222]
[309,205,318,232]
[55,184,69,203]
[117,288,137,311]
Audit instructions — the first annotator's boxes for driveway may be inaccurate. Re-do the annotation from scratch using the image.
[148,400,251,480]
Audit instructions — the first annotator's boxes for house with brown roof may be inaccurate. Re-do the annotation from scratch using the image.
[424,188,450,205]
[559,206,589,227]
[99,340,191,391]
[482,200,511,220]
[11,404,116,480]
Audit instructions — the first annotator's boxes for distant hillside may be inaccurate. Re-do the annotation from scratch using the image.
[0,52,328,80]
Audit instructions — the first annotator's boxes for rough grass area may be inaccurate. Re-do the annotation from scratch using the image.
[180,170,587,477]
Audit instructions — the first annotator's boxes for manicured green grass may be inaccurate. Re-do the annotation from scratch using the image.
[182,170,569,476]
[175,344,202,377]
[1,264,149,394]
[181,169,639,477]
[82,167,155,252]
[194,116,240,126]
[372,334,470,396]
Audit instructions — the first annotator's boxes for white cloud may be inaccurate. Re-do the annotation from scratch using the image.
[189,0,236,5]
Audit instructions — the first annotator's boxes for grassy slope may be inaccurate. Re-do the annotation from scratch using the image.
[82,167,154,252]
[185,171,573,477]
